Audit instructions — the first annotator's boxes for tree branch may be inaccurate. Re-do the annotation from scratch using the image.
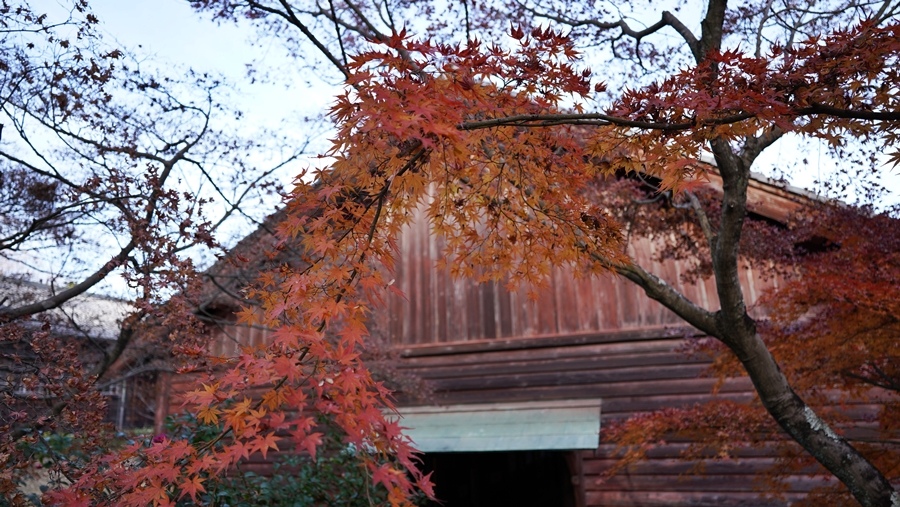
[699,0,728,60]
[459,112,752,131]
[740,126,784,167]
[0,240,136,320]
[600,256,719,337]
[458,106,899,134]
[524,7,700,58]
[686,190,716,251]
[799,103,900,121]
[709,140,750,328]
[247,0,351,79]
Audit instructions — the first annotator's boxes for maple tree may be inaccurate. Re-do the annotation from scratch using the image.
[604,200,900,505]
[18,0,898,505]
[0,2,432,504]
[182,1,897,506]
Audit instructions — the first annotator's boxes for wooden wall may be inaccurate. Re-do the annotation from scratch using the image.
[372,204,850,506]
[373,206,776,347]
[392,330,848,507]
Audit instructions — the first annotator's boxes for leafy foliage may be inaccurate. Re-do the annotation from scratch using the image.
[0,0,290,503]
[6,0,900,506]
[184,1,899,505]
[163,413,426,507]
[606,202,900,505]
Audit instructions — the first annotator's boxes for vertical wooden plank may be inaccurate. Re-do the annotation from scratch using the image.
[537,269,558,335]
[575,275,599,332]
[396,222,411,344]
[420,217,433,344]
[449,273,467,342]
[208,330,219,357]
[592,274,622,331]
[665,251,688,325]
[388,287,400,345]
[482,280,497,339]
[744,263,757,305]
[566,451,587,507]
[615,240,642,328]
[228,327,236,356]
[510,287,536,338]
[705,275,720,312]
[497,281,514,338]
[508,288,522,337]
[406,224,422,343]
[154,371,172,435]
[435,239,449,344]
[392,227,403,344]
[555,266,581,334]
[617,281,637,329]
[466,278,484,340]
[648,238,681,327]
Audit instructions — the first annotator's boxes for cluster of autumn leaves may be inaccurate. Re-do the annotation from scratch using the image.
[18,10,900,507]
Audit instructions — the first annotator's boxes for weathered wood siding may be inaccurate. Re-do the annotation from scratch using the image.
[373,206,776,347]
[206,320,274,359]
[392,331,875,507]
[373,204,851,506]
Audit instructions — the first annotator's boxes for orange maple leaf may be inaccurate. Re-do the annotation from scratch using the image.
[177,476,206,502]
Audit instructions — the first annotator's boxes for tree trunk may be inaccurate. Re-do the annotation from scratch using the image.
[622,138,899,506]
[727,328,899,507]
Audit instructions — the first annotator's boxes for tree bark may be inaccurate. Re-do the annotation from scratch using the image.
[729,329,899,507]
[0,241,136,320]
[624,140,899,507]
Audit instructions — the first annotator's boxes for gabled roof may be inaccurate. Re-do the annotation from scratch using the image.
[194,160,819,315]
[196,206,298,314]
[697,154,821,223]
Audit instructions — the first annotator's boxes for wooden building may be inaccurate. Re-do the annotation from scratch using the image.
[161,171,877,506]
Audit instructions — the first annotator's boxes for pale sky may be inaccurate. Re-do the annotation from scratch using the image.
[25,1,900,229]
[89,0,339,133]
[12,1,338,293]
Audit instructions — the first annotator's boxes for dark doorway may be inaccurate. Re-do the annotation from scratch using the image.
[420,450,576,507]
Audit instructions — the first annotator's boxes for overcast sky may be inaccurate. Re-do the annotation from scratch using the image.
[10,1,337,292]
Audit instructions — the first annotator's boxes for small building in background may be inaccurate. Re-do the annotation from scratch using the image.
[0,277,154,430]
